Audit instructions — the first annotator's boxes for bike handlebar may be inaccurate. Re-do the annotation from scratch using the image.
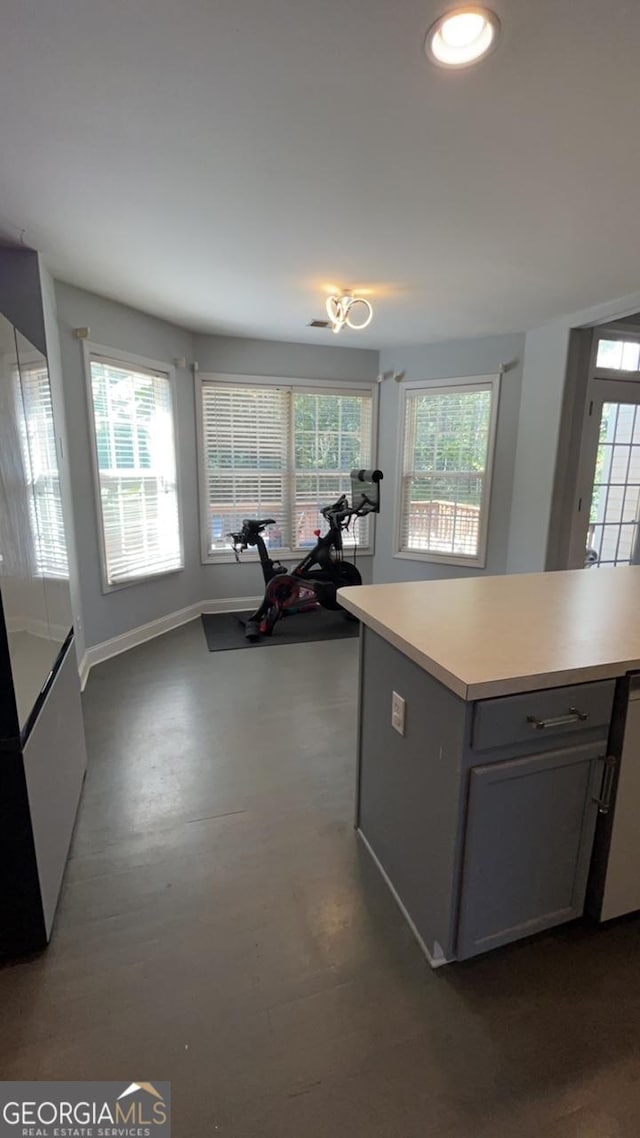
[320,494,349,519]
[321,494,372,526]
[230,493,367,557]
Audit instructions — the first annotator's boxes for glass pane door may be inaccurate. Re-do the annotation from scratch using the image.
[588,401,640,567]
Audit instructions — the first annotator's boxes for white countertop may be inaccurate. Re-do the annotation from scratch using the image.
[338,567,640,700]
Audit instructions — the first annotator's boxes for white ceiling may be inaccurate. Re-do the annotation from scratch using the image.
[1,0,639,348]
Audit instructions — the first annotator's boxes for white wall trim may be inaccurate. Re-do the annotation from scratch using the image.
[195,372,378,564]
[200,595,262,615]
[81,340,184,594]
[393,373,501,571]
[6,615,68,643]
[78,595,262,689]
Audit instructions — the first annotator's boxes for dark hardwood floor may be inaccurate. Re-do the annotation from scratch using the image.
[1,618,640,1136]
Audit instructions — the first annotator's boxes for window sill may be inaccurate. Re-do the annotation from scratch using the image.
[203,549,373,566]
[101,565,184,594]
[393,550,486,569]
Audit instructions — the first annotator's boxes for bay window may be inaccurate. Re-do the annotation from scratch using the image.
[198,376,375,559]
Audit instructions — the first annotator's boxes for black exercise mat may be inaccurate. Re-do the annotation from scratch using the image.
[201,608,359,651]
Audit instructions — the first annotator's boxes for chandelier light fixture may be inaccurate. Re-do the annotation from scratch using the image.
[325,292,373,335]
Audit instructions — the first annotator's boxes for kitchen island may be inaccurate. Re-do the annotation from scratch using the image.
[338,568,640,966]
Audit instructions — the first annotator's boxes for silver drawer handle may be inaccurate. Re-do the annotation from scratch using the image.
[526,707,588,730]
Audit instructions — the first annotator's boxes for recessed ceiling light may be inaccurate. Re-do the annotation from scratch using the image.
[425,7,500,68]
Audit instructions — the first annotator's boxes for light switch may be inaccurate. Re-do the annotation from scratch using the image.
[391,691,406,736]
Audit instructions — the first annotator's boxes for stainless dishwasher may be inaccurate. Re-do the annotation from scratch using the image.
[587,673,640,921]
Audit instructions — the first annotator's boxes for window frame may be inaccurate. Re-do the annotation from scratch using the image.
[195,372,378,564]
[394,373,501,568]
[593,327,640,380]
[83,342,184,593]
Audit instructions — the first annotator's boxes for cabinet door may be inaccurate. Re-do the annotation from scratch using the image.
[457,742,602,960]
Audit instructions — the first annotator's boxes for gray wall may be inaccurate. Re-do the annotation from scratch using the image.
[373,333,524,584]
[506,322,570,573]
[506,286,640,574]
[193,334,378,384]
[545,328,595,572]
[55,285,378,650]
[0,245,46,356]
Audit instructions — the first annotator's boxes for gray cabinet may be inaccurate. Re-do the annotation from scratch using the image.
[356,626,617,966]
[457,742,603,959]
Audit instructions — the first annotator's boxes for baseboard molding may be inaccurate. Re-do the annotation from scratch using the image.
[7,615,68,643]
[200,595,262,615]
[80,603,200,684]
[79,596,262,689]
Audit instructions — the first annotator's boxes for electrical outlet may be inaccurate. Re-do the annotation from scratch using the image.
[391,691,406,736]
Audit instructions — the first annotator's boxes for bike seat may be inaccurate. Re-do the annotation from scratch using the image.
[243,517,276,531]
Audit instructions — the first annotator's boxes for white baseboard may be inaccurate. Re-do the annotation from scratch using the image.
[80,603,199,685]
[6,615,68,643]
[200,595,261,615]
[79,596,262,689]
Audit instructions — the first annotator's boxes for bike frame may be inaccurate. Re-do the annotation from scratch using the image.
[290,510,348,581]
[231,499,360,637]
[240,505,349,586]
[250,532,287,587]
[230,470,382,639]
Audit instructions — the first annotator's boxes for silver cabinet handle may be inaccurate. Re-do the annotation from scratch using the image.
[593,754,617,815]
[526,707,588,730]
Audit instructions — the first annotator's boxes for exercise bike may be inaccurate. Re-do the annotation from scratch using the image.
[229,469,383,640]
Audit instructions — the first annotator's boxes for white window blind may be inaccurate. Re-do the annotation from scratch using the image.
[18,363,69,578]
[202,383,289,550]
[398,380,497,565]
[200,381,373,556]
[89,355,182,586]
[293,390,372,548]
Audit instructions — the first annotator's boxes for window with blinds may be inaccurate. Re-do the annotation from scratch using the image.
[200,380,374,556]
[89,355,182,587]
[18,363,69,578]
[397,378,499,566]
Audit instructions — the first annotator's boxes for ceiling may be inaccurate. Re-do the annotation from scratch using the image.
[1,0,639,348]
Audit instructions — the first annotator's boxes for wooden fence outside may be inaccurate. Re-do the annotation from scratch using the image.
[405,499,480,554]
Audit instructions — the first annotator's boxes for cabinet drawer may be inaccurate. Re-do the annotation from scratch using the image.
[472,679,615,751]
